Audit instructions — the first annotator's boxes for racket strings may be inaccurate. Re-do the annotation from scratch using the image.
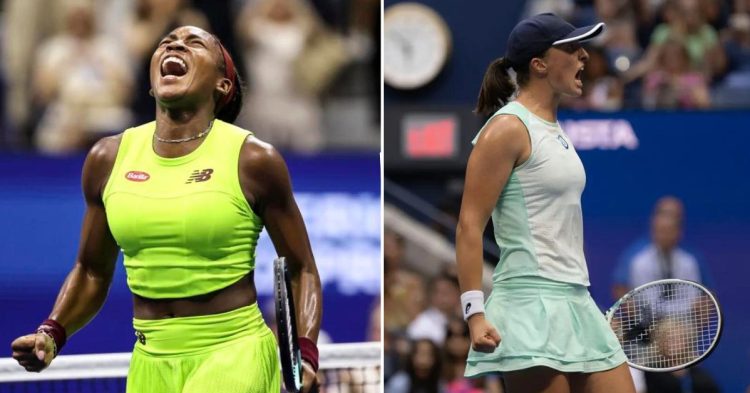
[611,281,720,370]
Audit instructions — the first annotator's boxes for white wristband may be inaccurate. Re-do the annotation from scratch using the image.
[460,290,485,321]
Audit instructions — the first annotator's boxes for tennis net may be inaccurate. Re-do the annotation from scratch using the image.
[0,342,381,392]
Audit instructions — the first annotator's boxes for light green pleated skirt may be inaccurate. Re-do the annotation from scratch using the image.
[126,303,280,393]
[465,276,627,377]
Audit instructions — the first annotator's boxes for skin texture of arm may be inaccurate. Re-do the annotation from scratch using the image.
[11,135,121,371]
[239,136,321,391]
[49,136,121,332]
[239,137,321,341]
[455,115,530,352]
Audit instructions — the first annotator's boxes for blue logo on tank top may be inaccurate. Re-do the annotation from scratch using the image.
[557,135,569,149]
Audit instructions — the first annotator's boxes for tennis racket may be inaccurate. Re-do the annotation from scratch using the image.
[274,257,302,393]
[605,279,722,372]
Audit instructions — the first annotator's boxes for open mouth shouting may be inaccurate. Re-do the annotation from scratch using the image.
[160,55,189,81]
[575,65,584,87]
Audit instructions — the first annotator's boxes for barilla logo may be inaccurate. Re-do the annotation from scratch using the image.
[125,171,150,182]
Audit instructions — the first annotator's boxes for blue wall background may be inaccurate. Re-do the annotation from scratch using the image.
[569,110,750,392]
[0,152,381,356]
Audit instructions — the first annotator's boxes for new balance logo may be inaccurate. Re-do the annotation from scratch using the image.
[185,168,214,184]
[135,330,146,345]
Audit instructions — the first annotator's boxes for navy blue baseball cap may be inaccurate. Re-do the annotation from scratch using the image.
[505,13,605,68]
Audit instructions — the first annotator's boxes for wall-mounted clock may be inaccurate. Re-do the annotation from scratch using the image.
[384,2,452,89]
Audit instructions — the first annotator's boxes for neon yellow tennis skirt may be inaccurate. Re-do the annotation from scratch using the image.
[126,303,280,393]
[465,276,627,376]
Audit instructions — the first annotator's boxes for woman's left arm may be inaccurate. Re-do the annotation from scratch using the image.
[239,137,322,341]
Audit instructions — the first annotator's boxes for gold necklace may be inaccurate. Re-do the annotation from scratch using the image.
[154,120,214,143]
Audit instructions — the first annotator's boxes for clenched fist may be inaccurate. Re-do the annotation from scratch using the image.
[467,314,501,353]
[11,332,56,372]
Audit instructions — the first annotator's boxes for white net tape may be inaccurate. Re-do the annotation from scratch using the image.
[0,342,381,391]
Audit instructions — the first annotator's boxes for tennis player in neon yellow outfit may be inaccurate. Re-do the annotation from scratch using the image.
[11,26,322,393]
[456,14,636,393]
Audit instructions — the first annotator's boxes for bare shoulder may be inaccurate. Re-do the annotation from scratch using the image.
[238,134,288,176]
[476,114,528,146]
[87,134,123,167]
[472,114,530,166]
[237,135,292,209]
[82,134,123,202]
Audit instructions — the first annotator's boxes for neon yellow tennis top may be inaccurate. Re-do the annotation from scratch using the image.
[103,120,263,299]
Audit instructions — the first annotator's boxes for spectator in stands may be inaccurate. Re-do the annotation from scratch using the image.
[384,328,412,384]
[642,37,711,109]
[659,0,725,74]
[611,196,719,391]
[236,0,336,152]
[612,196,682,300]
[2,0,71,145]
[593,0,643,70]
[626,0,726,83]
[700,0,729,30]
[384,231,426,333]
[383,230,424,383]
[32,2,133,154]
[407,272,460,345]
[443,318,484,393]
[612,196,713,300]
[631,0,661,49]
[655,195,686,219]
[386,338,443,393]
[720,13,750,87]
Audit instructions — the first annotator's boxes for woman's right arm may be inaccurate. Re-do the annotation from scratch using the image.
[11,136,121,371]
[455,115,529,352]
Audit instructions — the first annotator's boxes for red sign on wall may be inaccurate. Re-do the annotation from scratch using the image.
[403,115,458,159]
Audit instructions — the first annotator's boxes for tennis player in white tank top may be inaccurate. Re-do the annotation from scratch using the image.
[456,14,636,393]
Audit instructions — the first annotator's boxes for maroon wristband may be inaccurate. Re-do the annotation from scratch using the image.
[299,337,319,372]
[37,319,67,356]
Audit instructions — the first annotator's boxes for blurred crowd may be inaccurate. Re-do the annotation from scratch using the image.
[384,231,505,393]
[0,0,380,154]
[527,0,750,110]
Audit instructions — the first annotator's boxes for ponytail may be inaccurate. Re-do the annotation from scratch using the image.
[474,57,532,116]
[474,57,516,116]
